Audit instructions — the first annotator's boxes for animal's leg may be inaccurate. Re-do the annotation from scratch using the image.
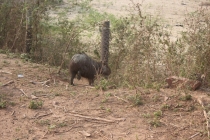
[70,72,77,86]
[88,79,94,86]
[77,71,81,80]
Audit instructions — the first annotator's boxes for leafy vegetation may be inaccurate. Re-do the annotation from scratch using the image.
[149,118,161,128]
[28,100,43,109]
[0,99,7,109]
[127,94,143,106]
[179,94,192,101]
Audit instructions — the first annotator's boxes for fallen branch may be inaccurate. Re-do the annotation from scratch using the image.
[42,80,50,86]
[36,112,53,119]
[43,130,49,138]
[197,98,210,138]
[68,112,126,123]
[29,79,50,87]
[188,132,200,139]
[165,75,205,91]
[114,94,129,103]
[2,80,14,86]
[0,71,12,74]
[19,89,29,98]
[11,111,15,116]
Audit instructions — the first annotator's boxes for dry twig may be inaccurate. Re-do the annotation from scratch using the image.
[197,97,210,138]
[68,112,125,123]
[2,80,14,86]
[42,80,50,86]
[30,80,50,86]
[36,112,53,119]
[188,132,200,139]
[11,111,15,116]
[42,130,49,138]
[0,71,12,74]
[19,89,29,98]
[114,94,129,103]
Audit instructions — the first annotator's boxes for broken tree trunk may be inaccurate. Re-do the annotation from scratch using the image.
[100,21,110,64]
[165,76,202,91]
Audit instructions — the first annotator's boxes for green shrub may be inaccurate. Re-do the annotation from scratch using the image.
[28,100,43,109]
[127,94,143,106]
[149,118,161,127]
[0,100,7,109]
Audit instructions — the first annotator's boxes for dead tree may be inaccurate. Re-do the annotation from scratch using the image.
[100,21,110,65]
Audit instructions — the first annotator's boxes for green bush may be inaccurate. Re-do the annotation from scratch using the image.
[180,9,210,82]
[28,100,43,109]
[108,4,169,87]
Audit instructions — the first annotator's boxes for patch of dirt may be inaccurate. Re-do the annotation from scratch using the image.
[0,53,210,140]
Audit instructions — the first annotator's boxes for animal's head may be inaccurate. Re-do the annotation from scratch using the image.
[100,62,111,76]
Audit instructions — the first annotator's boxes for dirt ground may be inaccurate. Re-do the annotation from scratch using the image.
[1,0,210,140]
[0,53,210,140]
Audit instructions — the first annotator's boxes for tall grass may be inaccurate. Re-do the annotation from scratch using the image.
[181,8,210,83]
[108,3,169,88]
[0,1,25,52]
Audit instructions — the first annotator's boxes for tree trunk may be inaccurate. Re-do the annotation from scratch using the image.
[25,4,32,54]
[100,21,110,64]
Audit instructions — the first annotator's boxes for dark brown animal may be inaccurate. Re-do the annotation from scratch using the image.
[69,53,111,85]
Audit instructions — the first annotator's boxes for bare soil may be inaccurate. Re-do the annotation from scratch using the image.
[0,53,210,140]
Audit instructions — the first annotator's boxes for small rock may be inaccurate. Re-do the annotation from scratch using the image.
[79,131,91,137]
[164,96,169,101]
[18,74,24,78]
[31,95,38,99]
